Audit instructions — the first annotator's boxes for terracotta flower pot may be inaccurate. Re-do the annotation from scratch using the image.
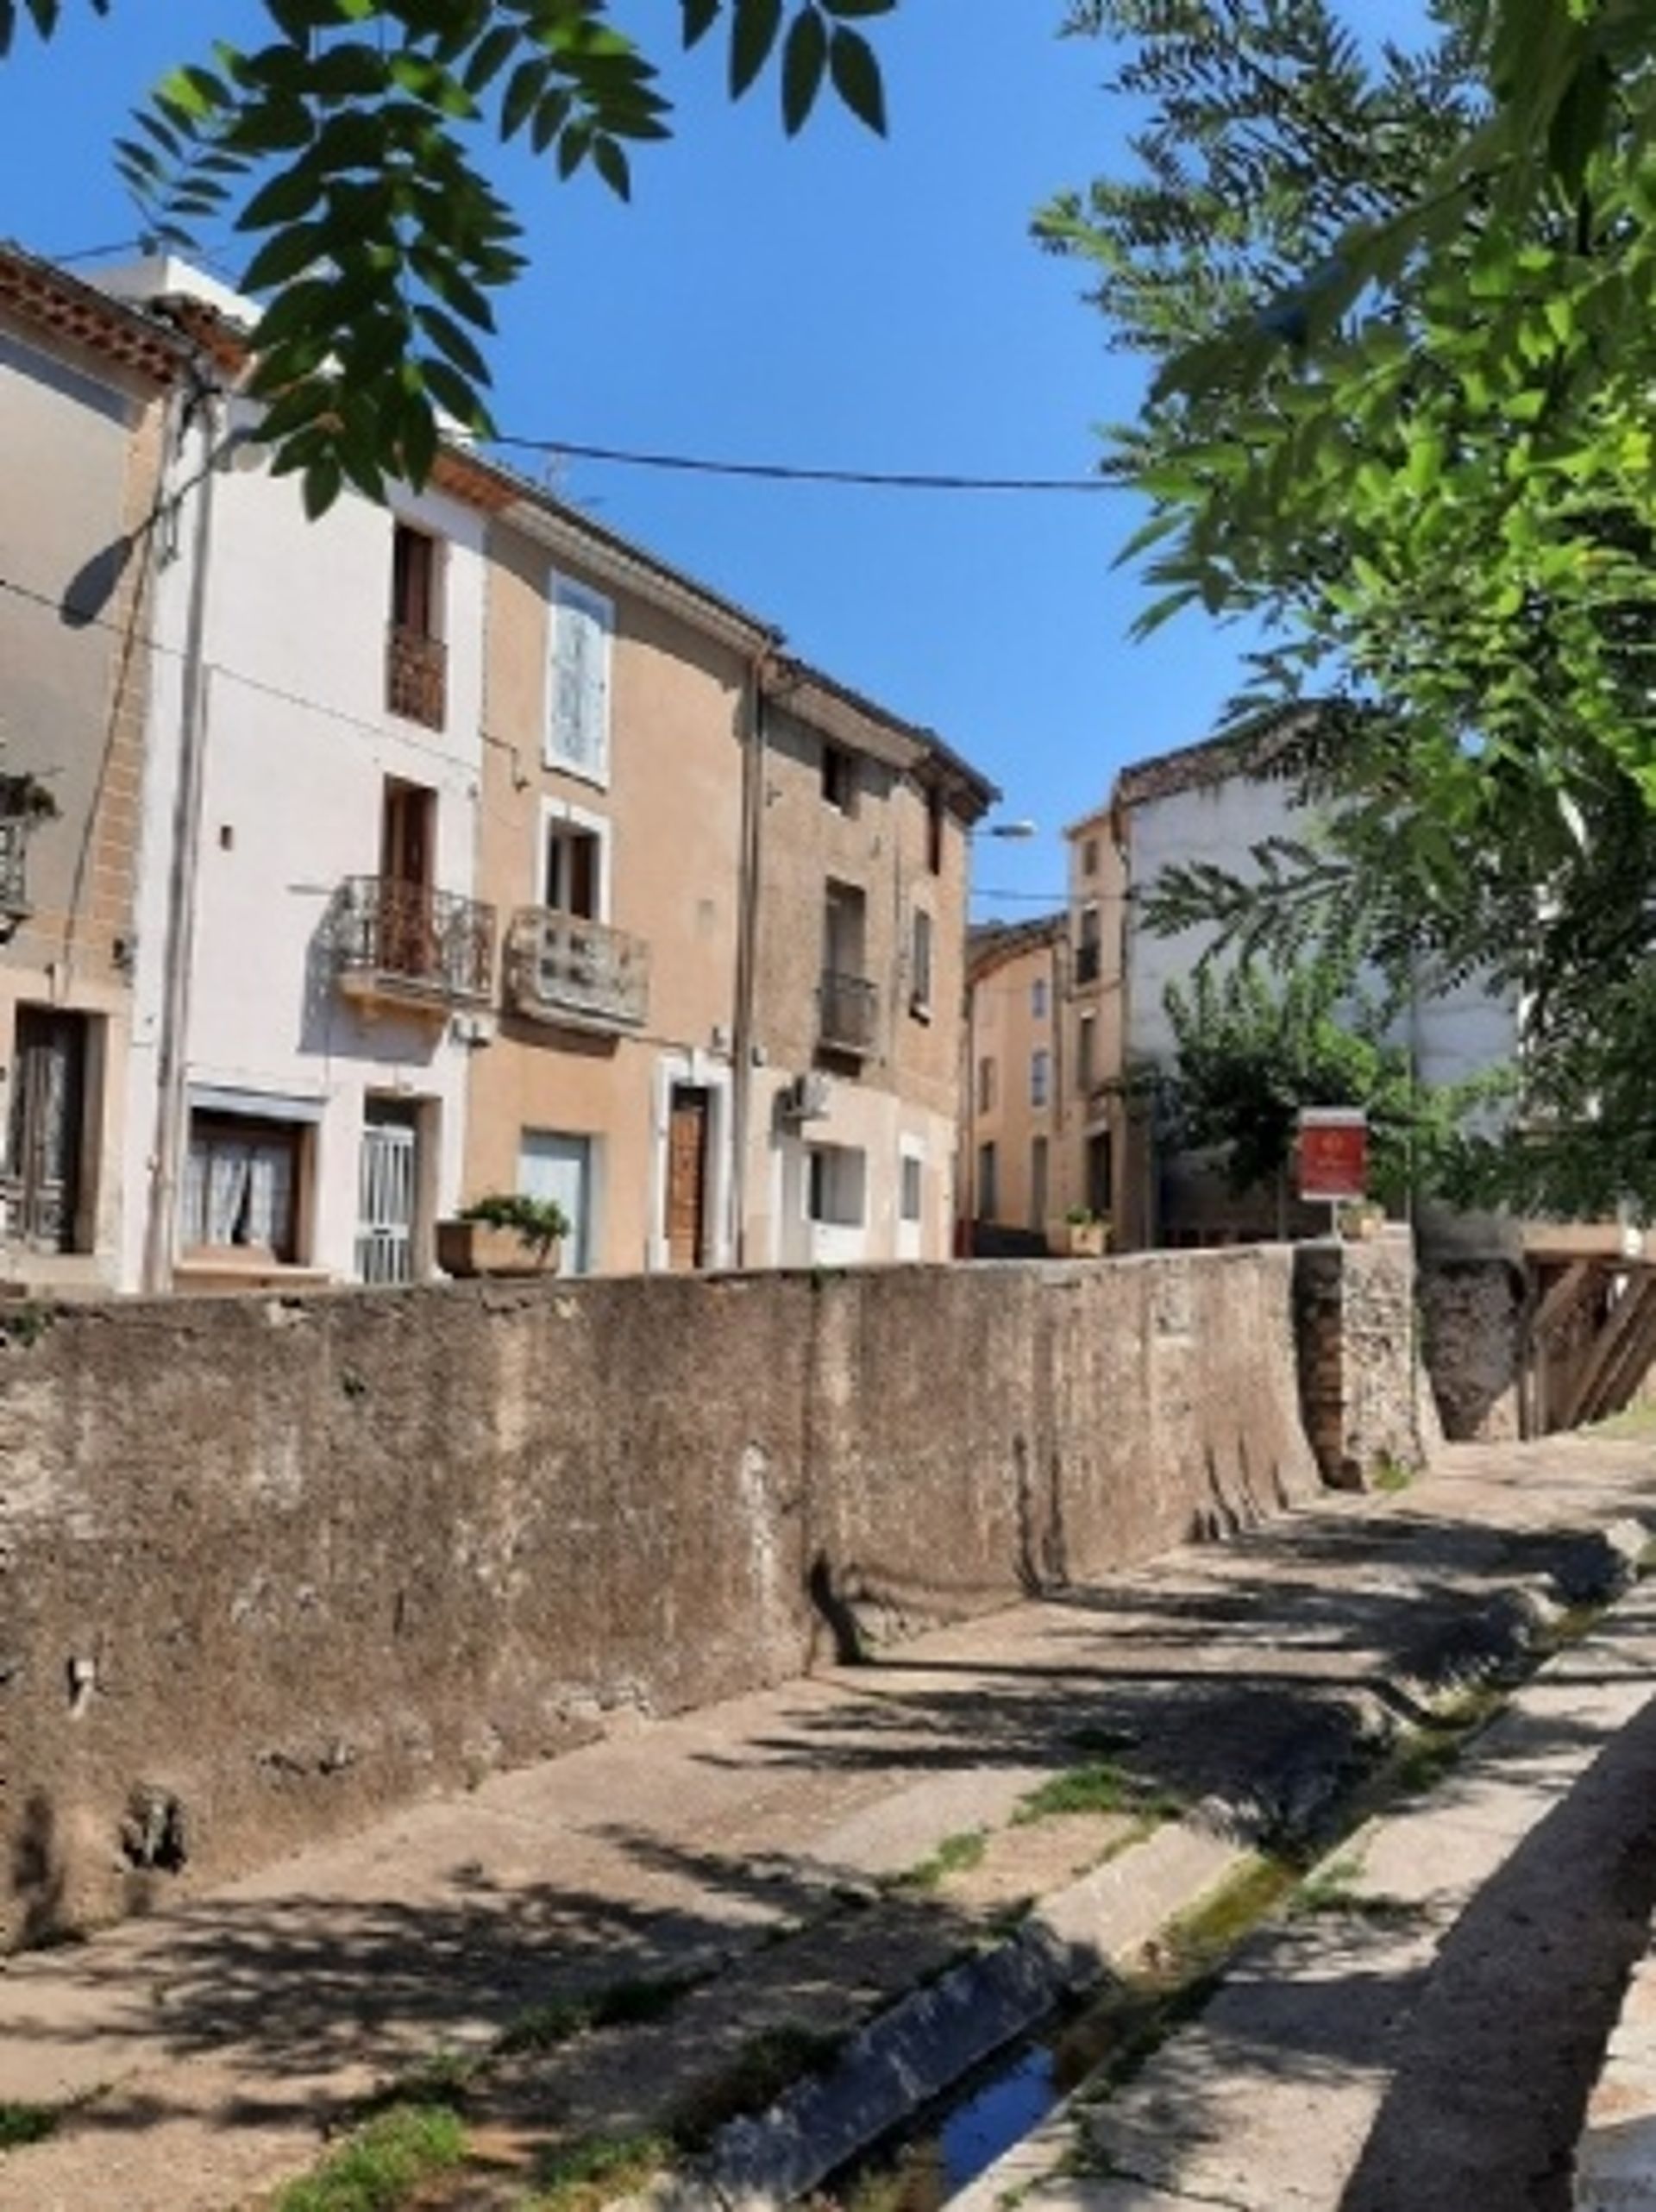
[436,1219,561,1279]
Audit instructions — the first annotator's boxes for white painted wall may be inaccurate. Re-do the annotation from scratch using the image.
[751,1066,954,1268]
[121,375,487,1286]
[1125,773,1520,1092]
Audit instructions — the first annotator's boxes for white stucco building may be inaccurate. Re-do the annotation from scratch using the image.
[104,258,492,1291]
[1099,713,1520,1246]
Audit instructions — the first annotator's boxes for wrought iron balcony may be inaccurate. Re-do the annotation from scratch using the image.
[330,876,494,1012]
[506,907,649,1033]
[819,969,879,1057]
[386,623,447,729]
[0,814,28,928]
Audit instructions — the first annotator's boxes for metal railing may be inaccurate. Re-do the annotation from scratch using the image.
[386,623,447,729]
[506,906,650,1031]
[819,968,879,1055]
[329,876,494,1003]
[0,816,28,921]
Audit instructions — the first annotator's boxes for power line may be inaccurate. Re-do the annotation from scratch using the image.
[490,434,1113,496]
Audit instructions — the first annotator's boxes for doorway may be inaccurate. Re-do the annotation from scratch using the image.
[666,1085,711,1271]
[5,1008,89,1254]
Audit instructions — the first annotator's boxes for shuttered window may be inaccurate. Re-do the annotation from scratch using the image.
[548,576,614,782]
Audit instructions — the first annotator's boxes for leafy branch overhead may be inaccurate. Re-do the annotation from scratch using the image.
[0,0,896,513]
[1046,1,1656,1213]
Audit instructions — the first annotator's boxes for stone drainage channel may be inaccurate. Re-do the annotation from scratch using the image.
[630,1516,1654,2212]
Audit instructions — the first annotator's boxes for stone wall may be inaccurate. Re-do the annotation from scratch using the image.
[1295,1231,1438,1486]
[1419,1256,1527,1442]
[3,1250,1346,1947]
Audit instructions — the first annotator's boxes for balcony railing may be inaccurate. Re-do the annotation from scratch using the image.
[0,815,28,925]
[819,969,879,1057]
[386,623,447,730]
[506,907,650,1033]
[330,875,494,1010]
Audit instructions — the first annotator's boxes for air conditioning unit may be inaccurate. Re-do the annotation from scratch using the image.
[780,1070,831,1122]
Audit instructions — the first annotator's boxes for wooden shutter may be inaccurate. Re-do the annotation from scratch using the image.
[549,579,613,777]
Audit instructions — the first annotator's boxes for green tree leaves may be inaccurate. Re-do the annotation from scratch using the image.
[1163,954,1487,1211]
[1049,1,1656,1212]
[85,1,900,512]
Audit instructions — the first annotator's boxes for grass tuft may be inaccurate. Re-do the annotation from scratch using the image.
[1370,1457,1416,1493]
[0,2102,61,2153]
[1013,1762,1179,1826]
[668,2022,846,2150]
[525,2130,674,2212]
[893,1828,988,1891]
[272,2102,467,2212]
[498,1970,703,2057]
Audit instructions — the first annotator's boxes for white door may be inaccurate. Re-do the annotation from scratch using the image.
[357,1103,419,1285]
[520,1130,594,1273]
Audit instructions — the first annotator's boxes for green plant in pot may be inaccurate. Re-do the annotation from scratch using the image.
[439,1192,571,1277]
[1062,1204,1109,1258]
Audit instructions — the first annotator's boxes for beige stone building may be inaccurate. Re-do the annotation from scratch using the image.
[959,811,1129,1252]
[467,497,758,1273]
[1063,801,1132,1239]
[961,915,1066,1245]
[741,668,988,1268]
[462,482,994,1275]
[0,250,186,1288]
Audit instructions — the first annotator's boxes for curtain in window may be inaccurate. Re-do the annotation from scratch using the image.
[207,1142,251,1245]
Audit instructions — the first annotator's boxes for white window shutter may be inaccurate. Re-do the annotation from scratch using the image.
[549,577,614,778]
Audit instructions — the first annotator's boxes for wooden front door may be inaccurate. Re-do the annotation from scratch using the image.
[667,1086,711,1272]
[6,1009,86,1253]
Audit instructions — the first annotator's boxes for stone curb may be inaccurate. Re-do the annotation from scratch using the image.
[617,1824,1241,2212]
[614,1524,1653,2212]
[957,1531,1656,2212]
[1575,1931,1656,2212]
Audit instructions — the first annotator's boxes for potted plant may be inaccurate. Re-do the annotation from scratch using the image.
[1336,1199,1387,1241]
[437,1192,570,1279]
[1062,1204,1109,1258]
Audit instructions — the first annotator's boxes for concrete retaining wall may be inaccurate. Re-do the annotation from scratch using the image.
[1,1251,1331,1946]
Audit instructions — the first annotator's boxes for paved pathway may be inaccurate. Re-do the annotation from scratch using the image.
[1,1432,1653,2210]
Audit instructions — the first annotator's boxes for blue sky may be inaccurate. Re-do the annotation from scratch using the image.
[0,3,1425,916]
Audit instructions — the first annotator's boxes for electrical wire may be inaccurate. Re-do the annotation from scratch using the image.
[489,434,1113,496]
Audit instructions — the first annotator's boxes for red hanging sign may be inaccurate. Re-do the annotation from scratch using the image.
[1297,1108,1368,1204]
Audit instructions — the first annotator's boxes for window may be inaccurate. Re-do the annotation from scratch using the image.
[1031,1048,1051,1109]
[1078,1012,1096,1094]
[1076,903,1101,985]
[548,575,614,782]
[976,1055,995,1115]
[1081,836,1099,877]
[1030,1136,1049,1230]
[387,525,446,727]
[391,524,440,640]
[381,776,435,890]
[543,814,604,919]
[911,907,934,1015]
[182,1113,304,1261]
[900,1152,924,1222]
[1032,975,1048,1021]
[821,742,858,814]
[926,789,944,876]
[807,1143,866,1227]
[1087,1129,1113,1218]
[976,1141,999,1220]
